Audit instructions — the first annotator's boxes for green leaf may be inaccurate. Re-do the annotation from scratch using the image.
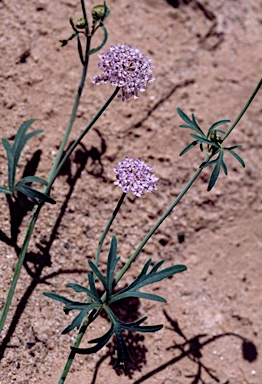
[14,184,56,204]
[208,119,230,136]
[226,149,245,168]
[0,186,12,195]
[88,260,108,294]
[221,158,228,175]
[88,273,101,301]
[179,141,198,156]
[192,114,204,135]
[1,119,41,191]
[201,158,218,168]
[71,323,114,354]
[62,307,89,334]
[89,25,108,55]
[114,324,133,366]
[226,144,242,150]
[190,134,219,147]
[77,34,85,65]
[116,260,186,297]
[18,176,48,185]
[177,108,193,125]
[2,138,14,190]
[120,321,163,333]
[106,236,120,297]
[109,291,166,304]
[43,292,74,305]
[13,120,41,177]
[134,264,187,290]
[66,282,101,302]
[207,152,223,191]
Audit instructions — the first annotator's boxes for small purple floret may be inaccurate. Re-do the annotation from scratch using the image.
[92,43,155,101]
[113,157,158,197]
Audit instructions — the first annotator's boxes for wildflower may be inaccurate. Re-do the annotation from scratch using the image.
[113,157,158,197]
[92,43,155,101]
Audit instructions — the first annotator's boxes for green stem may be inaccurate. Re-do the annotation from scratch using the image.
[58,310,100,384]
[0,88,119,335]
[222,78,262,142]
[46,37,91,187]
[56,78,262,382]
[80,0,88,23]
[0,36,91,335]
[114,156,209,284]
[0,204,41,333]
[47,87,120,192]
[58,193,126,383]
[95,192,126,267]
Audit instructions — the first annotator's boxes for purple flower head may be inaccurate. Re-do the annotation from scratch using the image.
[113,157,158,197]
[92,43,155,101]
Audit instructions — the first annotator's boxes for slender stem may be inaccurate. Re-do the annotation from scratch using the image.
[116,79,262,283]
[0,88,119,335]
[46,37,91,187]
[56,78,262,382]
[80,0,88,26]
[58,310,100,384]
[47,87,120,192]
[95,192,126,267]
[0,5,89,334]
[115,156,210,284]
[0,204,41,333]
[58,193,126,383]
[222,78,262,142]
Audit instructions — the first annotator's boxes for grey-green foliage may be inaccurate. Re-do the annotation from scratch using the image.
[177,108,245,190]
[44,236,187,367]
[1,119,55,204]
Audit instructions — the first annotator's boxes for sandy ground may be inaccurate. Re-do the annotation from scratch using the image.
[0,0,262,383]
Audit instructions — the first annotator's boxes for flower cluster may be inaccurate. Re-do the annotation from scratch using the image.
[93,43,155,101]
[113,157,158,197]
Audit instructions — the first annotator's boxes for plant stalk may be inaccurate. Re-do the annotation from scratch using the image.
[95,192,126,267]
[222,78,262,141]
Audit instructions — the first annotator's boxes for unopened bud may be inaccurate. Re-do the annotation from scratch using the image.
[92,4,105,22]
[76,18,87,29]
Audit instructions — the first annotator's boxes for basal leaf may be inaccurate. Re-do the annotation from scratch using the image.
[66,282,100,302]
[208,119,230,136]
[14,184,56,204]
[221,158,228,175]
[134,264,187,290]
[0,186,12,195]
[148,260,165,275]
[226,149,245,167]
[106,236,119,297]
[71,323,114,354]
[201,158,217,169]
[18,176,48,185]
[88,260,109,294]
[62,307,89,334]
[43,292,73,305]
[2,138,15,190]
[207,157,221,191]
[179,141,198,156]
[190,134,218,147]
[88,273,101,301]
[177,108,192,125]
[109,291,166,304]
[192,114,204,135]
[13,120,41,171]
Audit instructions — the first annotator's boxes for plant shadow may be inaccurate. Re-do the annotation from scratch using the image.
[0,128,107,359]
[89,308,258,384]
[91,296,148,383]
[132,310,258,384]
